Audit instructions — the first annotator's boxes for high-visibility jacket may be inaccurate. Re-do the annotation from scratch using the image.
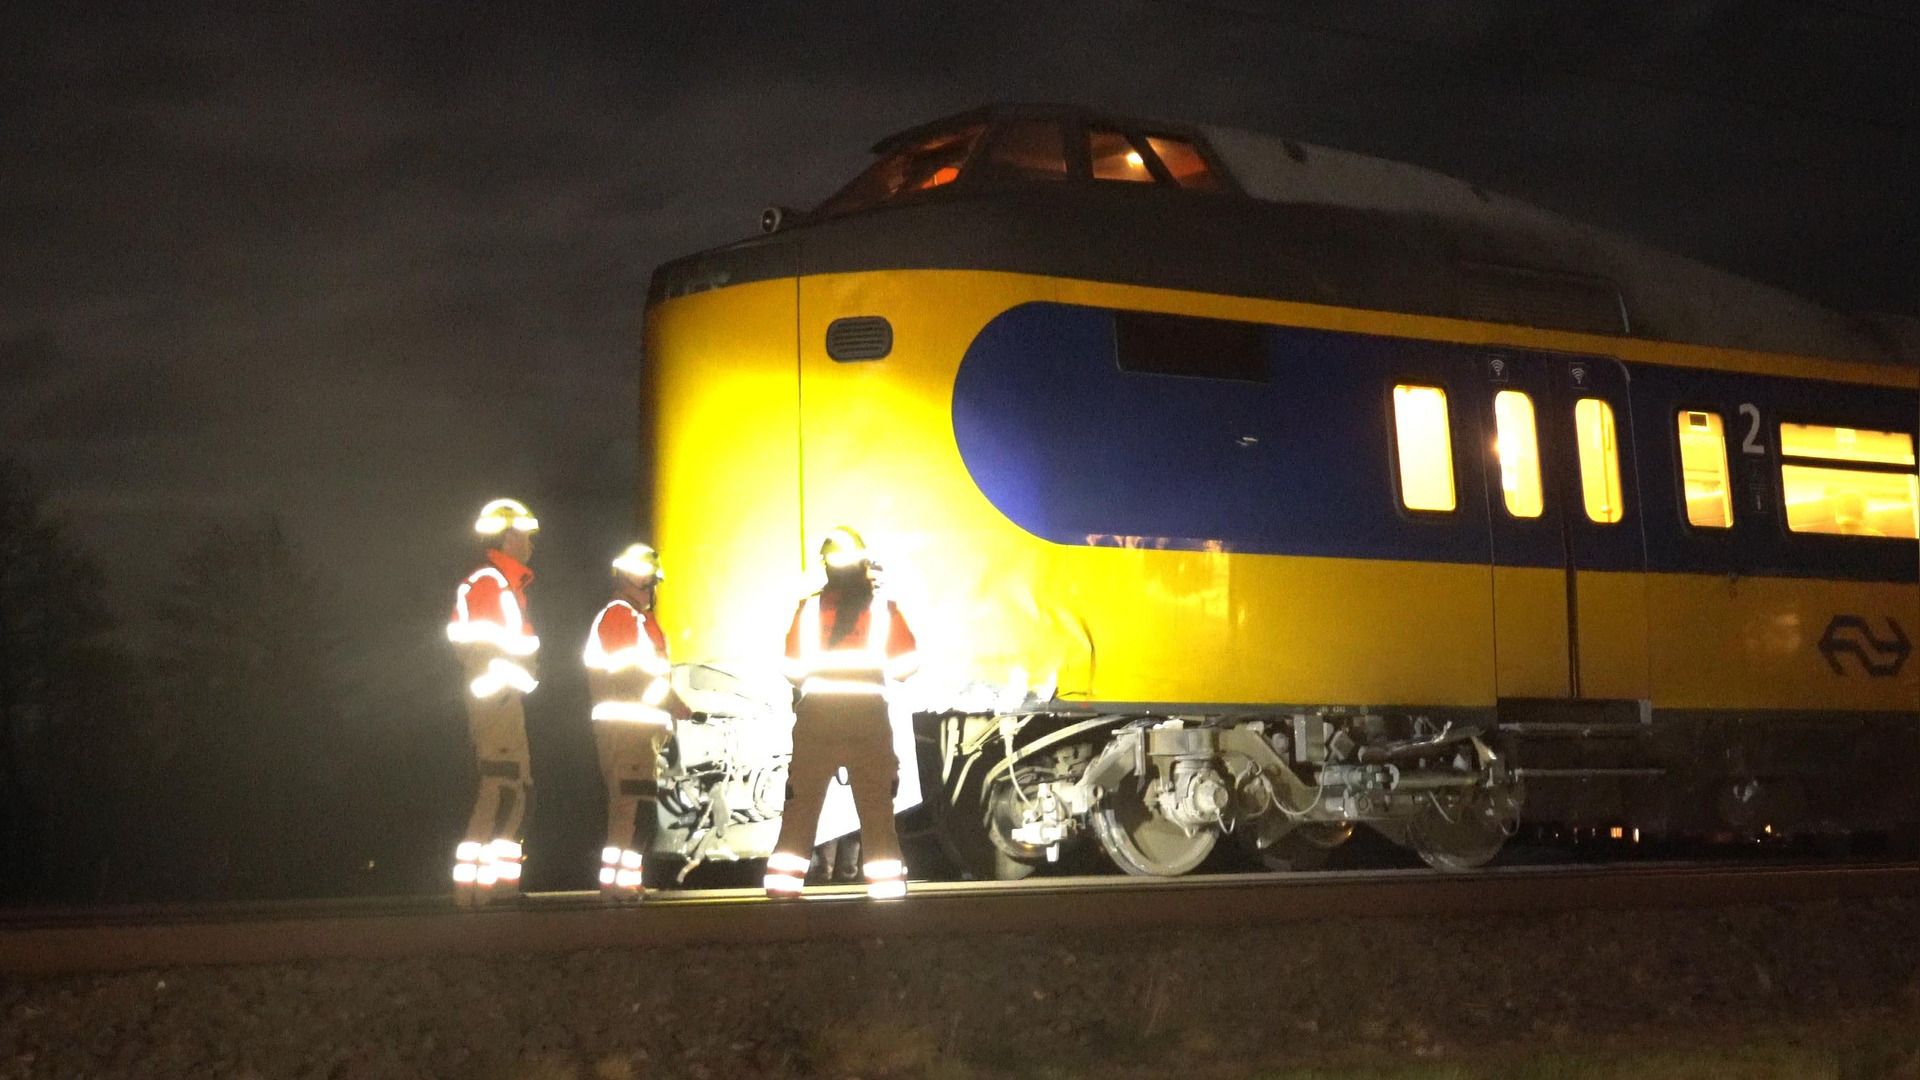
[447,550,540,698]
[783,589,920,696]
[583,599,673,724]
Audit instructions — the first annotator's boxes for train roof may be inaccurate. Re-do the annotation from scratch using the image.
[652,104,1911,367]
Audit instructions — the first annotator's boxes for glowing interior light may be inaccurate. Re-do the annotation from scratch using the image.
[1125,150,1143,167]
[1493,390,1542,518]
[1780,423,1914,465]
[1392,384,1456,512]
[1676,410,1733,528]
[1574,398,1623,523]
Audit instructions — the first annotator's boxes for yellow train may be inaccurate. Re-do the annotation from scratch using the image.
[643,105,1919,878]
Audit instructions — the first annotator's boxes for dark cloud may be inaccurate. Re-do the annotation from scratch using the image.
[0,0,1914,643]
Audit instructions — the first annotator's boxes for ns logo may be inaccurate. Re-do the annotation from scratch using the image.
[1818,615,1912,677]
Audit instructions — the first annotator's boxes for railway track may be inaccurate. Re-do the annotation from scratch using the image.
[3,860,1914,976]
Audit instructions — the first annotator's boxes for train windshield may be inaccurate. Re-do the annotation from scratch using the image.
[815,124,985,218]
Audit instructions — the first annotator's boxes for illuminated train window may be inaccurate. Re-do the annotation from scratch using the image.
[982,119,1068,180]
[1780,423,1915,466]
[1113,311,1266,382]
[814,124,985,217]
[1492,390,1543,518]
[1574,398,1624,524]
[1676,410,1733,528]
[1144,136,1220,191]
[1090,128,1156,182]
[1779,422,1919,539]
[1392,384,1456,513]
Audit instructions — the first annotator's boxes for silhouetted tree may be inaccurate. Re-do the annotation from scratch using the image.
[0,460,135,902]
[150,515,360,898]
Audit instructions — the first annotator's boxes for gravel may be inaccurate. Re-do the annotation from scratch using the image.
[3,896,1918,1078]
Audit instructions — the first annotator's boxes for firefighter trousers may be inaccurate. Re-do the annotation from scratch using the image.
[465,692,533,848]
[595,721,667,858]
[772,692,901,873]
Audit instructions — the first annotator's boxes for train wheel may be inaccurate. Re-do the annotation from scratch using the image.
[1092,784,1216,876]
[1238,817,1353,872]
[1409,779,1523,872]
[936,755,1040,881]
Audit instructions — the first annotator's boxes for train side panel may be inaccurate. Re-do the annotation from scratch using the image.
[644,278,802,673]
[795,269,1498,709]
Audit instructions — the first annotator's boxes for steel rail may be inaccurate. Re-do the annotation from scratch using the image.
[2,861,1915,976]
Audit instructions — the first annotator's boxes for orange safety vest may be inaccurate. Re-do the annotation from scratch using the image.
[583,599,673,724]
[447,550,539,696]
[783,589,920,696]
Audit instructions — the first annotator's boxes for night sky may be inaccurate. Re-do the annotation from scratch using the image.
[5,0,1917,655]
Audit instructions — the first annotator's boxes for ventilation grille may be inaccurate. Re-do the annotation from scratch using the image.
[826,316,893,361]
[1458,263,1628,336]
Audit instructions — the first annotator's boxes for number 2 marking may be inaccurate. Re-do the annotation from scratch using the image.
[1738,403,1764,455]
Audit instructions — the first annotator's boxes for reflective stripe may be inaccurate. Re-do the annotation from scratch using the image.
[446,619,541,657]
[884,650,921,681]
[863,859,904,880]
[598,866,616,885]
[489,839,524,861]
[496,861,522,882]
[641,677,670,707]
[764,873,805,894]
[590,701,670,724]
[601,846,621,865]
[800,678,887,697]
[766,851,811,874]
[471,658,538,698]
[867,878,907,900]
[455,841,484,861]
[801,649,885,674]
[615,869,642,887]
[620,850,643,869]
[453,863,478,884]
[476,864,499,886]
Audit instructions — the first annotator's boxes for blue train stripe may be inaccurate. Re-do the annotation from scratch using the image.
[949,302,1917,584]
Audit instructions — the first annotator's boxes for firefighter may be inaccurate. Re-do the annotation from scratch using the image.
[765,527,920,900]
[445,498,541,906]
[583,543,676,900]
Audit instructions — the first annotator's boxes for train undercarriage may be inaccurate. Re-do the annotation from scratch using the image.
[652,665,1919,882]
[933,709,1525,879]
[655,665,1538,880]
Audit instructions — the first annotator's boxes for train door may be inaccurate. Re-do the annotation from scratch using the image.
[1484,352,1651,703]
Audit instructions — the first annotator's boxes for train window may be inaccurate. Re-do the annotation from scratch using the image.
[1144,136,1221,191]
[981,120,1068,180]
[1574,398,1623,524]
[1393,384,1456,513]
[814,124,985,217]
[1778,422,1919,538]
[1676,411,1734,529]
[1114,311,1267,382]
[1089,129,1156,183]
[1493,390,1543,518]
[1781,466,1920,538]
[1779,423,1915,466]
